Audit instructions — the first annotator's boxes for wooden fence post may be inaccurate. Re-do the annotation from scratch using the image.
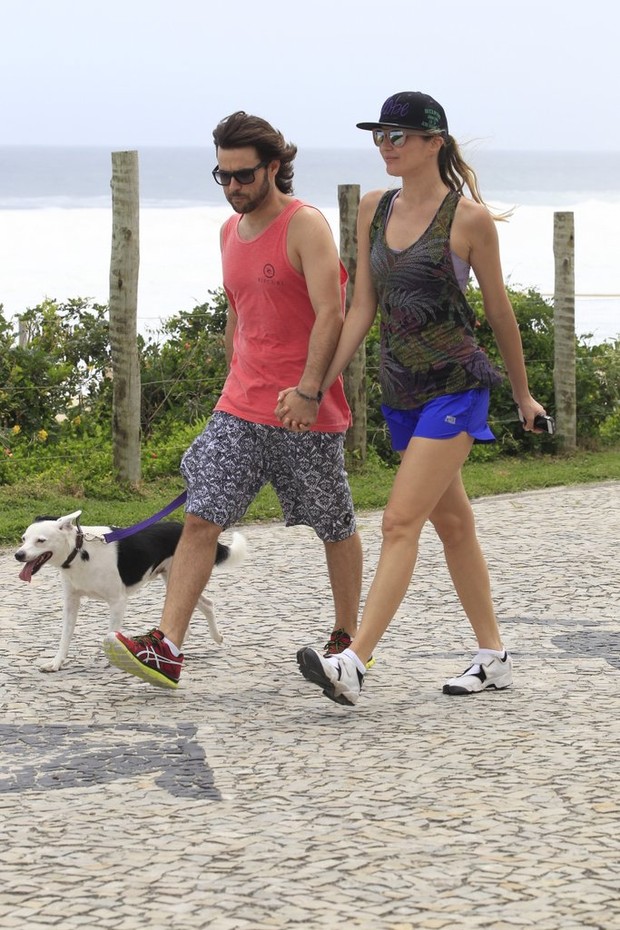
[553,212,577,451]
[17,316,27,348]
[109,151,141,484]
[338,184,367,461]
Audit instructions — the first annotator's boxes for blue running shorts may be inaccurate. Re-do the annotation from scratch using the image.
[180,412,356,542]
[381,388,496,452]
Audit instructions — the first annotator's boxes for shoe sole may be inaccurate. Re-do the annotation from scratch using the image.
[442,681,512,696]
[296,648,355,707]
[103,638,180,689]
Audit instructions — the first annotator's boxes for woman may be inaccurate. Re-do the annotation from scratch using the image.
[279,91,547,705]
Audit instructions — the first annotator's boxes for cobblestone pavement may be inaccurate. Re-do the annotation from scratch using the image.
[1,482,619,930]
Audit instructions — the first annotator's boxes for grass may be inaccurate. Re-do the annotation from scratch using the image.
[1,447,619,548]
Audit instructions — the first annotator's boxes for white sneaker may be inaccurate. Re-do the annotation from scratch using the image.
[296,647,364,706]
[443,651,513,695]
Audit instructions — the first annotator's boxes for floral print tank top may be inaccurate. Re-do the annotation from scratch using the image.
[369,189,503,409]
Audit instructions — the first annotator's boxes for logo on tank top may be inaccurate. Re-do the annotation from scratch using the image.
[258,262,284,286]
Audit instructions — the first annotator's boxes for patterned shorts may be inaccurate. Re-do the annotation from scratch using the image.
[180,412,357,542]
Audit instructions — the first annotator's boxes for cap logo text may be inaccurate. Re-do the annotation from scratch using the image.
[380,98,410,120]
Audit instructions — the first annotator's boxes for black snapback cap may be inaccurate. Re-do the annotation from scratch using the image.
[357,91,448,136]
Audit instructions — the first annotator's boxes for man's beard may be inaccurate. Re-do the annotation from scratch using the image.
[226,175,271,214]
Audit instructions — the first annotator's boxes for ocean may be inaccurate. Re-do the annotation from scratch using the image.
[1,146,619,342]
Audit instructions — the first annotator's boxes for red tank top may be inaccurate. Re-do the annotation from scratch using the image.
[215,199,351,431]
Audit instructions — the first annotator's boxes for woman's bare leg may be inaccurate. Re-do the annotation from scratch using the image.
[429,473,503,650]
[349,432,474,665]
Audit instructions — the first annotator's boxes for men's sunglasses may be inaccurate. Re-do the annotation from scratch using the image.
[212,160,268,186]
[372,129,432,147]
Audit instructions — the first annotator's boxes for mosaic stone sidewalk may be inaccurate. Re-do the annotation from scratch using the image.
[1,482,619,929]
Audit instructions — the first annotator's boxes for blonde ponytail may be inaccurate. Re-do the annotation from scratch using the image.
[439,136,512,221]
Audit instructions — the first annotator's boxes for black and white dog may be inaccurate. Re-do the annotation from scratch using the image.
[15,511,246,672]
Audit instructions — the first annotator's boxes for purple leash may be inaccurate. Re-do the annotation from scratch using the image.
[103,491,188,543]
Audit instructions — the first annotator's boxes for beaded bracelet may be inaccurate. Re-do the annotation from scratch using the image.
[295,388,323,404]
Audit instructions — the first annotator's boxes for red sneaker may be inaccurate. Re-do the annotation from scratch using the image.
[323,628,375,670]
[323,627,352,656]
[103,628,184,688]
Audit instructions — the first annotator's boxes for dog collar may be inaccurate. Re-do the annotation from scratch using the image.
[61,525,84,569]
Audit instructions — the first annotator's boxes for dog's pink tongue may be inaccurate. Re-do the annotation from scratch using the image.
[19,562,34,583]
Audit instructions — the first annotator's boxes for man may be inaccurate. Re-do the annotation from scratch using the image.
[103,111,363,688]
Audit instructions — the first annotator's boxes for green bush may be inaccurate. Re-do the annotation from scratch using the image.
[1,285,619,488]
[0,298,111,433]
[140,292,228,435]
[142,420,205,478]
[471,287,620,447]
[467,285,556,452]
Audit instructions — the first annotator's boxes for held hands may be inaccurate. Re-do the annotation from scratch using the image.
[275,386,321,431]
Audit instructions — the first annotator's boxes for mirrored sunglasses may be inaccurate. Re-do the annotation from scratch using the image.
[372,129,433,147]
[372,129,409,147]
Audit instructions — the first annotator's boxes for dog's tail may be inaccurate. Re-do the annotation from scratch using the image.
[214,531,247,570]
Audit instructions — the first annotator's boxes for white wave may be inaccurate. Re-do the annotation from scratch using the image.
[1,202,618,342]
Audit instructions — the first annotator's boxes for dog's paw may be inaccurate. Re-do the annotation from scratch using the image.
[38,658,63,673]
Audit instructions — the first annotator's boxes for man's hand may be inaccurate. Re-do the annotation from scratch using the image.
[275,387,320,431]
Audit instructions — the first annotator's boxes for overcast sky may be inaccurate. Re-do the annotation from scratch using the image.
[3,0,618,151]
